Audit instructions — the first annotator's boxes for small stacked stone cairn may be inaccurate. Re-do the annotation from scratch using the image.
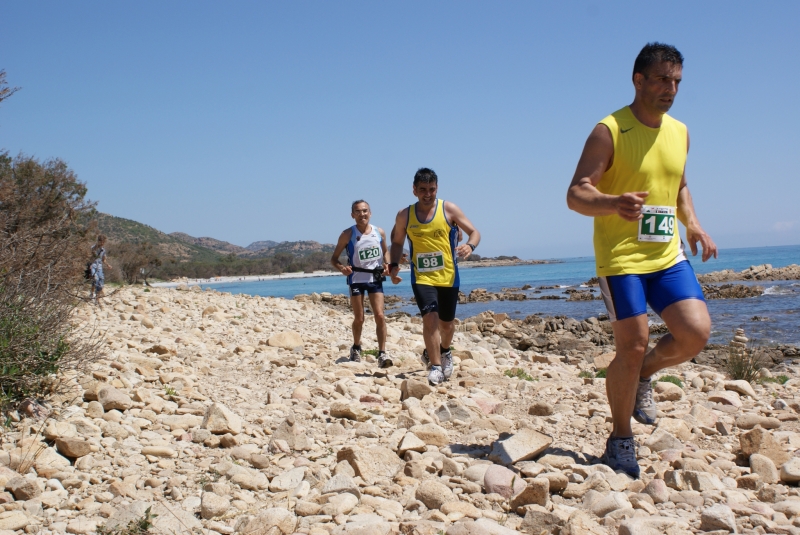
[730,327,749,358]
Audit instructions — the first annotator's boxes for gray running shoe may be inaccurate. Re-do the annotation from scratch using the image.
[377,352,393,369]
[349,346,362,363]
[633,377,657,425]
[420,349,431,369]
[600,436,640,479]
[428,365,445,386]
[441,349,454,380]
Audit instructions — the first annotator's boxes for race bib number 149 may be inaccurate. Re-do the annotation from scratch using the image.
[638,205,676,243]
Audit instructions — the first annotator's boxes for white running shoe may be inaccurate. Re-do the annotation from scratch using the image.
[428,365,445,386]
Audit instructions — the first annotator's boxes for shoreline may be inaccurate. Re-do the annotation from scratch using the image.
[150,259,555,288]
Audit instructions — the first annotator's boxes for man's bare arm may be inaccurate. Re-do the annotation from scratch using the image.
[676,151,717,262]
[567,124,648,221]
[388,209,408,283]
[330,229,353,275]
[444,201,480,259]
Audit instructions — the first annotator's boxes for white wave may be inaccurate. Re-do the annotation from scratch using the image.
[764,286,791,296]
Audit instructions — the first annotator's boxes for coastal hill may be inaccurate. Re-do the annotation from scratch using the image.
[169,232,250,256]
[95,212,222,263]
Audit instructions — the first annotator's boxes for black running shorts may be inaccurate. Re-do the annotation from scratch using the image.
[412,284,459,322]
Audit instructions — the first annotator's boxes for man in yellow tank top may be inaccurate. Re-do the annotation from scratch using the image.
[389,168,481,386]
[567,43,718,479]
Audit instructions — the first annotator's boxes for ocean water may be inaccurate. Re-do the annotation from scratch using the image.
[205,245,800,346]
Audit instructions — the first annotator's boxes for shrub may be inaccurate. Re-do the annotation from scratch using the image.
[595,368,607,379]
[578,370,594,379]
[657,375,684,388]
[96,506,157,535]
[726,343,766,384]
[760,375,789,385]
[0,153,103,410]
[504,368,537,381]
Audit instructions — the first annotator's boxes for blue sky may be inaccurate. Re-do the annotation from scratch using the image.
[1,1,799,259]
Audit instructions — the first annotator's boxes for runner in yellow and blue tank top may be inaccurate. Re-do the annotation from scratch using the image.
[331,200,393,369]
[567,43,718,479]
[389,168,481,386]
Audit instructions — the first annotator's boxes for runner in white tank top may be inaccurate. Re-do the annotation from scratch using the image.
[331,200,393,368]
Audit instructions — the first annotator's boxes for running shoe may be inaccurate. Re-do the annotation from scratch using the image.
[600,436,640,479]
[377,352,393,369]
[420,349,431,370]
[428,365,445,386]
[349,346,362,363]
[633,377,657,425]
[441,349,454,380]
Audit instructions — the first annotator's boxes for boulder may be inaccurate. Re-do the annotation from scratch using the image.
[488,429,552,465]
[739,427,790,465]
[267,331,304,349]
[202,403,243,435]
[699,504,736,532]
[483,464,526,499]
[201,492,230,519]
[409,423,449,446]
[337,446,404,485]
[55,437,92,458]
[97,386,133,411]
[415,479,456,509]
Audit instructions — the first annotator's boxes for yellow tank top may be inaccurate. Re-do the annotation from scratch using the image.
[594,106,687,276]
[406,199,460,287]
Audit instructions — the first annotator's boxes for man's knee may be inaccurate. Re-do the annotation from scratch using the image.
[374,311,385,325]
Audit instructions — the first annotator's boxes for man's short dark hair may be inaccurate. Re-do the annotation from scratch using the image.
[633,42,684,80]
[413,168,438,186]
[351,199,369,212]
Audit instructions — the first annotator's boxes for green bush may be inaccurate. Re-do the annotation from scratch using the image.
[504,368,537,381]
[97,506,156,535]
[726,342,766,384]
[578,370,594,379]
[595,368,607,379]
[760,375,789,385]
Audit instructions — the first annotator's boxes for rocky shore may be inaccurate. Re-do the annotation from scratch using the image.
[698,264,800,283]
[2,286,799,535]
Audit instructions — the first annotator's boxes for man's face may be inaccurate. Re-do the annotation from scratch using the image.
[635,62,682,114]
[351,203,371,224]
[413,181,438,204]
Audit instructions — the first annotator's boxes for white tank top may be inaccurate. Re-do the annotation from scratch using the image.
[346,225,383,284]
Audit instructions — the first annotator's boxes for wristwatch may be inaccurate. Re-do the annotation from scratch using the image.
[389,263,399,270]
[467,243,476,251]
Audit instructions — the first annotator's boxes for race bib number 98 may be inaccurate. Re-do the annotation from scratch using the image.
[415,251,445,272]
[358,247,381,261]
[638,205,676,243]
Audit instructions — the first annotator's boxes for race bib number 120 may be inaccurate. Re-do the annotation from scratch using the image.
[358,247,381,261]
[638,205,676,243]
[415,251,445,272]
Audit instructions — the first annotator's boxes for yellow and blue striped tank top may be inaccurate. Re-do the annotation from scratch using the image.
[594,106,688,276]
[406,199,460,287]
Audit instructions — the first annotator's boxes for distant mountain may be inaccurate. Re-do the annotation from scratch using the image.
[170,232,249,256]
[95,212,335,262]
[242,240,335,258]
[95,213,221,263]
[246,240,279,252]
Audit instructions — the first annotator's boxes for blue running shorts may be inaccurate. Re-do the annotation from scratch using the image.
[598,260,705,322]
[350,281,383,297]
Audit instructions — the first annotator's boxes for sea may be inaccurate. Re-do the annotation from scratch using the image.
[202,245,800,346]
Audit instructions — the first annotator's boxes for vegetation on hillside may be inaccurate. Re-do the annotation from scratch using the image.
[0,151,103,410]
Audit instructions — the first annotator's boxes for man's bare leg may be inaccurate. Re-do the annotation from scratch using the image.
[439,320,455,352]
[368,292,386,351]
[640,299,710,378]
[422,312,442,366]
[607,314,649,437]
[350,295,365,346]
